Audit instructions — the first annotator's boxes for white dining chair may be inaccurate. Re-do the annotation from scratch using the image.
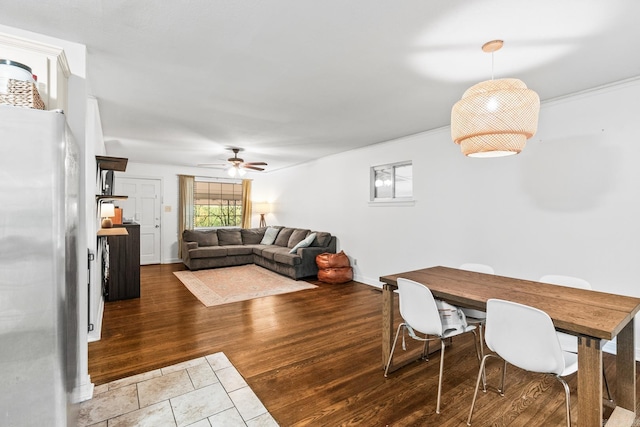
[384,278,482,414]
[467,299,578,427]
[539,274,612,401]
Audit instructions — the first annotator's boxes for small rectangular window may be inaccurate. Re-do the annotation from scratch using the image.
[370,161,413,203]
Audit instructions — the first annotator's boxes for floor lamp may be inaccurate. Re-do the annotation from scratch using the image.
[255,203,271,227]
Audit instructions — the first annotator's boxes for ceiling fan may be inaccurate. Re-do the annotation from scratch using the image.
[198,148,268,177]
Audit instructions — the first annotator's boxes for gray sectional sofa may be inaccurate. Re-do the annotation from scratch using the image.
[181,226,337,279]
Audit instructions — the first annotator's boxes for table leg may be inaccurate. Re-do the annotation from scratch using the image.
[382,284,395,369]
[616,321,636,414]
[577,336,603,427]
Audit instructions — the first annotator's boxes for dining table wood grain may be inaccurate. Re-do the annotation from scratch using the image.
[379,265,640,427]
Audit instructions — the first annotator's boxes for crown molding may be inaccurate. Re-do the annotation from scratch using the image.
[0,32,70,77]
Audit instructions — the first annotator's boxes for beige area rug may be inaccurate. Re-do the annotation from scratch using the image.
[174,264,317,307]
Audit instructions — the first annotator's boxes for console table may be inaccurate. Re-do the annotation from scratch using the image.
[104,223,140,301]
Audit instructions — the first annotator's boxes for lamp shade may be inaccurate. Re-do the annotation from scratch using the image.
[100,203,115,228]
[254,202,271,214]
[100,203,115,218]
[451,78,540,157]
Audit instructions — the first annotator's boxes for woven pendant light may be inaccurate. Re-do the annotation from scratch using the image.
[451,40,540,157]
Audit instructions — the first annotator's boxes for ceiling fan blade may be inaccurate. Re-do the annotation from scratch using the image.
[197,163,226,168]
[244,162,268,166]
[243,165,265,171]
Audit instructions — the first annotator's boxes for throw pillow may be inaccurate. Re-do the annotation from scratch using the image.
[260,227,280,245]
[287,229,311,248]
[289,233,316,254]
[310,231,331,247]
[241,228,266,244]
[274,227,295,246]
[217,229,243,245]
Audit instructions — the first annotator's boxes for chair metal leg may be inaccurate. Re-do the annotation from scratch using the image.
[475,326,487,391]
[421,339,429,361]
[384,323,405,377]
[554,375,572,427]
[436,339,446,414]
[478,323,485,362]
[499,360,507,396]
[469,329,487,392]
[467,354,495,426]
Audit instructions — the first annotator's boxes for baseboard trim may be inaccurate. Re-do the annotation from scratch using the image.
[353,273,382,288]
[71,374,94,403]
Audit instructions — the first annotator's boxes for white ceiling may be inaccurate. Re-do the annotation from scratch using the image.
[1,0,639,172]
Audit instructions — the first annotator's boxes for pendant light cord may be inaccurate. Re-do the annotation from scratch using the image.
[491,51,495,80]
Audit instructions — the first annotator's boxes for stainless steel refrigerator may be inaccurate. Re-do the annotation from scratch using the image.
[0,105,79,426]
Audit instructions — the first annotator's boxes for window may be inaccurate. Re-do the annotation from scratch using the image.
[370,161,413,204]
[194,180,243,227]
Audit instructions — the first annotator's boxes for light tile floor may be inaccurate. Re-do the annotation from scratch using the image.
[78,352,279,427]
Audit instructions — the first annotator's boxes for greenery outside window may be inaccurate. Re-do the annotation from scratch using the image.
[370,161,413,204]
[194,180,243,227]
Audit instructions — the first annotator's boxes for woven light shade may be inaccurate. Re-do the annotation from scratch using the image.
[451,78,540,157]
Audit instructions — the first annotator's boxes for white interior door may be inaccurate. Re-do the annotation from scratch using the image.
[115,177,162,265]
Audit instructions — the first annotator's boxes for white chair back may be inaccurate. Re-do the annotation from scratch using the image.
[397,278,442,336]
[539,275,591,290]
[485,299,566,375]
[460,263,495,274]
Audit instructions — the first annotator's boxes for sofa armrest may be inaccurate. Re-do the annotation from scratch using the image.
[295,245,338,278]
[182,241,198,262]
[296,246,327,258]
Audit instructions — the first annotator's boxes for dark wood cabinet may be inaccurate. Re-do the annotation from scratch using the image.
[104,223,140,301]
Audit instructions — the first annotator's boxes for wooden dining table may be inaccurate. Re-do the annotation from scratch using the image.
[379,266,640,427]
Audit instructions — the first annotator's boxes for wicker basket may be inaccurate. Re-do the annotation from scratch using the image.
[0,79,45,110]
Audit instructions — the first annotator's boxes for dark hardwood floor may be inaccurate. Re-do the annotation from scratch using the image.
[88,263,638,426]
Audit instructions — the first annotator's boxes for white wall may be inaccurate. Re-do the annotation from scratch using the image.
[251,78,640,356]
[87,98,104,343]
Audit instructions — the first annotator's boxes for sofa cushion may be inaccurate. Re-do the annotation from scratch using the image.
[287,229,310,248]
[241,227,266,244]
[260,227,280,245]
[290,233,316,253]
[274,227,295,247]
[184,229,218,247]
[189,246,227,259]
[226,246,254,256]
[245,244,267,256]
[217,229,243,245]
[310,231,332,247]
[260,246,288,261]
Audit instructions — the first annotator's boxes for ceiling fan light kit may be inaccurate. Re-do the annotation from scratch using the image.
[451,40,540,158]
[199,147,268,175]
[227,165,246,177]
